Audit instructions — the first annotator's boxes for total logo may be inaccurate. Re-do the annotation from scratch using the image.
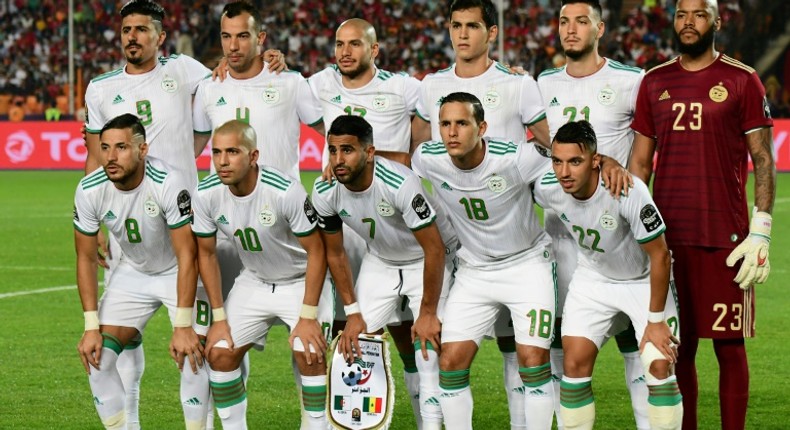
[3,129,87,164]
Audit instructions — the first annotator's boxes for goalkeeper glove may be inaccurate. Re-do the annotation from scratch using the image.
[725,211,771,290]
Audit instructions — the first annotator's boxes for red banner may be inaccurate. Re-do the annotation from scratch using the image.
[1,120,789,171]
[0,121,325,171]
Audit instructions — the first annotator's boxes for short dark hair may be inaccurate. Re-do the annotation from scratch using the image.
[561,0,604,21]
[100,113,146,143]
[328,116,374,148]
[440,92,485,125]
[120,0,165,31]
[222,1,263,33]
[553,120,597,153]
[449,0,497,29]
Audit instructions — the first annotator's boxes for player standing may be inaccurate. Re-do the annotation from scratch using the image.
[313,116,458,430]
[412,92,556,429]
[193,120,332,429]
[629,1,775,428]
[74,114,208,430]
[533,120,682,430]
[536,1,648,427]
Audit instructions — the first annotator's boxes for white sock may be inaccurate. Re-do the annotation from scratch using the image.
[521,363,555,429]
[181,360,210,429]
[502,351,526,429]
[290,354,311,429]
[622,351,650,430]
[415,345,442,429]
[88,344,126,429]
[300,374,327,430]
[438,369,472,430]
[205,393,215,430]
[403,370,423,429]
[209,367,247,430]
[117,340,144,430]
[550,347,565,430]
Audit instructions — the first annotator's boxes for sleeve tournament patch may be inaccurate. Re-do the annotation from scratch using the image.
[303,198,318,223]
[177,190,192,216]
[639,204,663,232]
[411,194,432,220]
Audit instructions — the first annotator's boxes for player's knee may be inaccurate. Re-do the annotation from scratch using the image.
[206,340,236,372]
[640,342,671,382]
[519,345,550,368]
[439,343,472,371]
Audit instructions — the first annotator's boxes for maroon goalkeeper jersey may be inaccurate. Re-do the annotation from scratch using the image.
[631,54,773,248]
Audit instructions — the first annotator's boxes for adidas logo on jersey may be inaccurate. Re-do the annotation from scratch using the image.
[216,97,227,106]
[104,210,117,221]
[217,215,229,225]
[339,209,351,217]
[560,213,570,223]
[440,182,453,191]
[549,97,560,107]
[330,95,342,104]
[659,90,671,101]
[112,95,124,105]
[183,397,202,406]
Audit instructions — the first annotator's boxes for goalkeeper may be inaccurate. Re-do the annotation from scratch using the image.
[628,13,776,429]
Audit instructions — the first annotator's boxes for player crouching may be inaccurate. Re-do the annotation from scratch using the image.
[532,121,682,430]
[193,120,333,429]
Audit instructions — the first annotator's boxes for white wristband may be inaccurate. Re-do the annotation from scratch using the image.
[84,311,100,331]
[300,304,318,319]
[344,302,361,316]
[212,307,226,322]
[174,307,193,328]
[648,311,665,324]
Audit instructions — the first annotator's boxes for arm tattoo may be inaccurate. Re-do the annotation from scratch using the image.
[747,127,776,213]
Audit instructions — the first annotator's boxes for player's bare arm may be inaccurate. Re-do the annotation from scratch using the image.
[639,234,678,363]
[309,120,326,137]
[320,228,365,361]
[410,222,445,360]
[373,150,411,168]
[289,230,329,365]
[196,234,232,358]
[526,117,551,149]
[75,230,103,373]
[628,132,657,185]
[410,116,432,153]
[193,132,211,158]
[168,224,204,374]
[747,127,776,213]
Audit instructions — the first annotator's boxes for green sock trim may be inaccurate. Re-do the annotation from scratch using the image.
[210,377,247,408]
[400,352,418,373]
[439,369,470,390]
[302,385,327,412]
[560,379,594,408]
[648,382,683,406]
[101,333,123,355]
[497,336,516,353]
[412,338,436,352]
[520,363,552,387]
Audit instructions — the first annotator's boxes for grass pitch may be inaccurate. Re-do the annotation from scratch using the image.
[0,170,787,429]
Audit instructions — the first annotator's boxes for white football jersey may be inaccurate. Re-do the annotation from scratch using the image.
[308,66,420,165]
[192,166,317,284]
[73,157,193,275]
[416,61,545,142]
[311,157,457,265]
[193,64,322,179]
[411,138,551,267]
[533,173,666,281]
[537,58,644,165]
[85,55,210,190]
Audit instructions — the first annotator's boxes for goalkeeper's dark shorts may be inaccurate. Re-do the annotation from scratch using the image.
[671,246,755,339]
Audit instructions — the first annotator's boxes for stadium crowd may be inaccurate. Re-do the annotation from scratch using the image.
[0,0,788,119]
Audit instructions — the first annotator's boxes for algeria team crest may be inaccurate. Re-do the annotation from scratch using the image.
[263,86,280,104]
[328,334,394,429]
[161,76,178,93]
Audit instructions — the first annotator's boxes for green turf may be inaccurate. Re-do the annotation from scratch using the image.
[0,170,787,428]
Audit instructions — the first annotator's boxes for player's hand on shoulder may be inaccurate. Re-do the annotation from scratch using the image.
[321,164,336,184]
[412,313,442,360]
[211,57,230,82]
[77,330,103,374]
[263,49,287,74]
[339,313,367,363]
[600,155,633,199]
[290,318,327,365]
[640,321,679,363]
[170,327,205,374]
